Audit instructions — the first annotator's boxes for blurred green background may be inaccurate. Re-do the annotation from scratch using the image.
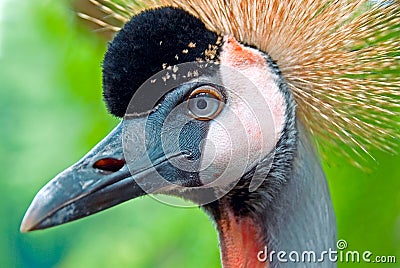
[0,0,399,267]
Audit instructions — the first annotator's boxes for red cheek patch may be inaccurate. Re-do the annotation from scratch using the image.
[222,36,266,68]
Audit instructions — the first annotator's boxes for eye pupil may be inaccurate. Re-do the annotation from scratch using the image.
[196,99,208,110]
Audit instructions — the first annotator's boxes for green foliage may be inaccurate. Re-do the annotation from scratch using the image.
[0,1,398,267]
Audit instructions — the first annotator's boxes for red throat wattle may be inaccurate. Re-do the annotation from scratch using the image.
[216,206,268,268]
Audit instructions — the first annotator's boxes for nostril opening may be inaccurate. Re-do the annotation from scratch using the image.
[93,158,126,173]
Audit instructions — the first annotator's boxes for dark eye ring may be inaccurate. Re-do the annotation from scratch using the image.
[187,86,224,121]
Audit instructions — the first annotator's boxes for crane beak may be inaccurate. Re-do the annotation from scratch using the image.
[20,119,178,232]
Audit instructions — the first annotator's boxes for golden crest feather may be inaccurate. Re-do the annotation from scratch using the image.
[77,0,400,166]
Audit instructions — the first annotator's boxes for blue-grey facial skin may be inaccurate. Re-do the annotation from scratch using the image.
[20,80,225,231]
[140,82,212,187]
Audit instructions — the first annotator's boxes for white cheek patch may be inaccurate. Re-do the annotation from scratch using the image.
[199,36,286,185]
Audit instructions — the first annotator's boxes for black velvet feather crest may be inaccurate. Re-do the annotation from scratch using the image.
[102,7,219,117]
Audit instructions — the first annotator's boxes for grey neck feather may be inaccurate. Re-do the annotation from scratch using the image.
[250,58,337,266]
[265,123,337,268]
[262,57,337,267]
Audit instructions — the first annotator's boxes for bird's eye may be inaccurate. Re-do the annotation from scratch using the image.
[187,86,224,121]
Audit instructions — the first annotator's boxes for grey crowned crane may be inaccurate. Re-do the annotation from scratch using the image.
[21,1,399,267]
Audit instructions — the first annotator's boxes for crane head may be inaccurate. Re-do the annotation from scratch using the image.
[20,7,292,233]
